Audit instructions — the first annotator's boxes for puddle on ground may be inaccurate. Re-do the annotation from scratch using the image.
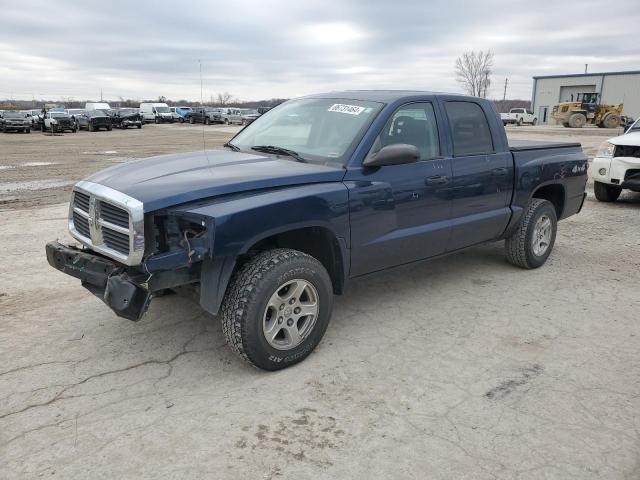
[0,180,74,193]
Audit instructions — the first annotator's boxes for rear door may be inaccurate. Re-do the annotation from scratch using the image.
[441,100,513,250]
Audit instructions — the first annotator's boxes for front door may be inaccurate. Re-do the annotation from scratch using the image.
[442,101,513,251]
[346,102,453,276]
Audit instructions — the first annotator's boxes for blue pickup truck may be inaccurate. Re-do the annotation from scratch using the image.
[47,91,588,370]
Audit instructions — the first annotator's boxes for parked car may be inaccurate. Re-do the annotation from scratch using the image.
[65,108,85,129]
[85,102,111,111]
[187,107,220,125]
[140,103,174,123]
[108,108,143,129]
[592,118,640,202]
[171,106,192,123]
[46,91,587,371]
[42,111,77,133]
[218,107,243,125]
[501,108,537,126]
[76,109,112,131]
[1,111,31,133]
[239,108,260,125]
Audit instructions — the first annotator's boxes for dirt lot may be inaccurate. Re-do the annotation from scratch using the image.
[1,124,639,479]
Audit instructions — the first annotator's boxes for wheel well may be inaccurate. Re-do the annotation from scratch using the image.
[240,227,345,295]
[532,184,565,218]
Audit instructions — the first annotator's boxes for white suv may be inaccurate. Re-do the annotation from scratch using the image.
[591,118,640,201]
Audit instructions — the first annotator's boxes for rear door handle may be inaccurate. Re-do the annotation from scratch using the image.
[492,167,509,177]
[425,175,449,186]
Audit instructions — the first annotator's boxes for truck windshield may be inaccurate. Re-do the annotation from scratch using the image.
[3,112,25,118]
[155,107,170,113]
[230,98,383,164]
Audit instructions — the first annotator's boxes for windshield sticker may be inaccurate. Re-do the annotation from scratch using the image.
[328,104,366,115]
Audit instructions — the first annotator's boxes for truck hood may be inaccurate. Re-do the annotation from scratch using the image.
[609,131,640,146]
[86,149,345,212]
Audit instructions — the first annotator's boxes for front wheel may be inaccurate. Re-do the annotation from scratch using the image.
[505,199,557,269]
[594,181,622,202]
[532,118,538,126]
[221,248,333,370]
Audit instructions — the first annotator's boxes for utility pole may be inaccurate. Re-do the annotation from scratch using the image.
[100,88,103,102]
[503,77,509,101]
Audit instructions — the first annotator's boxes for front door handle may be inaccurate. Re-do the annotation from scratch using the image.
[492,167,509,177]
[425,175,449,186]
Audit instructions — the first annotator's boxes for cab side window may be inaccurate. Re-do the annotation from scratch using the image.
[445,101,494,156]
[374,102,440,160]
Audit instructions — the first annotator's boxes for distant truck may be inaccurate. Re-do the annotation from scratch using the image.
[0,111,31,133]
[592,118,640,201]
[46,91,587,371]
[501,108,537,126]
[85,102,112,111]
[139,103,174,124]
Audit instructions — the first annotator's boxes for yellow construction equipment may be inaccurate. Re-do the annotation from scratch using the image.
[551,93,623,128]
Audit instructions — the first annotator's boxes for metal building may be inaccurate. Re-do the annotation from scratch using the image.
[531,70,640,125]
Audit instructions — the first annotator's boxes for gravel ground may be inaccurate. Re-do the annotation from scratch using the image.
[0,124,639,479]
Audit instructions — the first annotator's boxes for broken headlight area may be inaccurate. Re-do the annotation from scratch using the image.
[144,213,213,272]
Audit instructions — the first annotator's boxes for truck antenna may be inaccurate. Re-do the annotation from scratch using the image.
[198,59,209,163]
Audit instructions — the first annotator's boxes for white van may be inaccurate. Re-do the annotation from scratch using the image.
[139,103,174,124]
[85,102,111,111]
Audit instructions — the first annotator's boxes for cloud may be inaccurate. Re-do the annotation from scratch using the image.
[0,0,638,102]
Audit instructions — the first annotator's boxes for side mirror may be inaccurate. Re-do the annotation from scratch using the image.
[363,143,420,168]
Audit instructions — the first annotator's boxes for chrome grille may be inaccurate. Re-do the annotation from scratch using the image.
[72,211,90,238]
[99,201,129,229]
[68,181,145,265]
[102,228,130,254]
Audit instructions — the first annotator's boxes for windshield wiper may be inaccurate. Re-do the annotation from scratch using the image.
[251,145,307,163]
[223,142,240,152]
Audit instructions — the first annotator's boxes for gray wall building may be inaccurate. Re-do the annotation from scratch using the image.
[531,70,640,125]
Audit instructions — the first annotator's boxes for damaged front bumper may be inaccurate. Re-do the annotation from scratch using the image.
[46,241,152,321]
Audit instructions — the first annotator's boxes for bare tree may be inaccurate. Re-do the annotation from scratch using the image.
[216,92,234,106]
[455,50,494,98]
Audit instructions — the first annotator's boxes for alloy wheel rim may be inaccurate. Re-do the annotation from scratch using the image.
[262,279,319,350]
[532,214,552,256]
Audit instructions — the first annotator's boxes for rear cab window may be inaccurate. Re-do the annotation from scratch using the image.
[445,101,494,156]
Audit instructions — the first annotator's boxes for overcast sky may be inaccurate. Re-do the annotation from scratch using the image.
[1,0,639,103]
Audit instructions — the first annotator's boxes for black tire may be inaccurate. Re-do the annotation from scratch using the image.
[26,128,31,134]
[517,118,523,126]
[532,118,538,126]
[154,116,159,124]
[568,113,586,128]
[221,248,333,370]
[505,198,557,269]
[224,118,230,125]
[137,124,142,129]
[205,117,210,125]
[594,181,622,202]
[189,116,194,124]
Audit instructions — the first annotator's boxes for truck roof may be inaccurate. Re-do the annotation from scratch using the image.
[302,90,464,103]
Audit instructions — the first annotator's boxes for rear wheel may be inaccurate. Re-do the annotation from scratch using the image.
[594,181,622,202]
[517,117,523,126]
[568,113,586,128]
[26,128,31,133]
[221,248,333,370]
[505,199,557,269]
[205,117,210,125]
[224,118,230,125]
[532,118,538,126]
[189,116,194,124]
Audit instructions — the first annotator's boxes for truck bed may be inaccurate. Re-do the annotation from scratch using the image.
[509,139,582,151]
